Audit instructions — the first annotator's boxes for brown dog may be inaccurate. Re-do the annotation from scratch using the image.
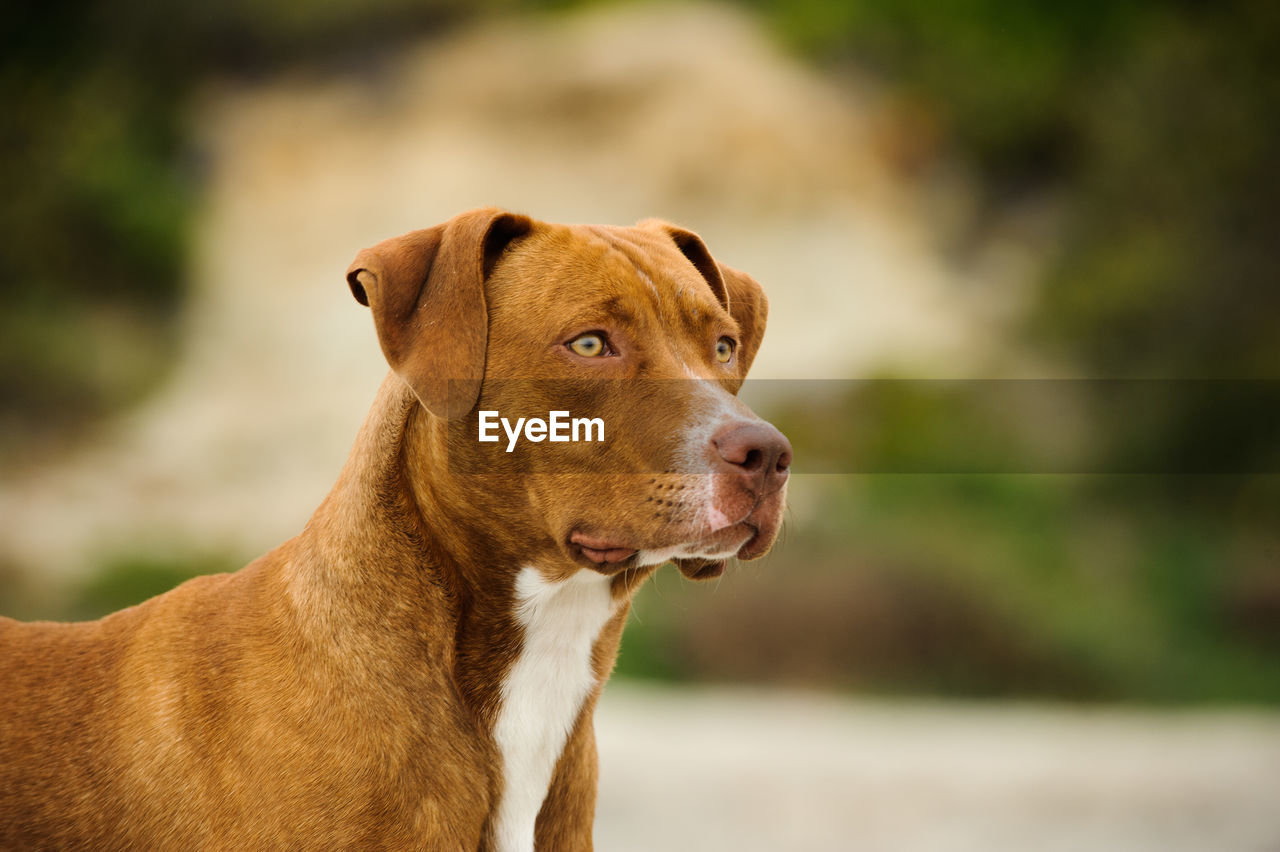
[0,208,790,850]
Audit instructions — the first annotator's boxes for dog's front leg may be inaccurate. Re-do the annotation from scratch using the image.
[534,709,598,851]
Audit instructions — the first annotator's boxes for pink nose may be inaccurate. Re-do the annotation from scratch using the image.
[711,421,792,495]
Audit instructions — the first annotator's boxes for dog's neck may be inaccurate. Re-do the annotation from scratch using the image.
[294,374,636,721]
[295,374,639,847]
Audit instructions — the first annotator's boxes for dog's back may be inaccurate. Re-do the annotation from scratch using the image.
[1,610,139,847]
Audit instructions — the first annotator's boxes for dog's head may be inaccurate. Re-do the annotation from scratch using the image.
[347,208,789,580]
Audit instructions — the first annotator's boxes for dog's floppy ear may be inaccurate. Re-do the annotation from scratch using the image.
[346,208,532,420]
[641,220,769,375]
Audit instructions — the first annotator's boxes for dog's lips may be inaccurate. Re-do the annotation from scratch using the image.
[671,492,781,569]
[568,531,638,566]
[568,500,774,574]
[735,493,784,560]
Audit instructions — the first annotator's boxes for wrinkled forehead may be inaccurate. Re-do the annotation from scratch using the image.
[487,223,730,332]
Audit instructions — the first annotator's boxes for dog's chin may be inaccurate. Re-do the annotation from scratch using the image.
[670,521,766,580]
[672,556,728,580]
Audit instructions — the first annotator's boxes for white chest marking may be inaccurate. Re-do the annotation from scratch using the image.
[492,567,615,852]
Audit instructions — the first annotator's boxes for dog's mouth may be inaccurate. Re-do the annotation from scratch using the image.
[568,531,638,567]
[567,522,756,577]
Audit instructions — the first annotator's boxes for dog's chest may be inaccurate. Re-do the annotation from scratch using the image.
[491,567,615,851]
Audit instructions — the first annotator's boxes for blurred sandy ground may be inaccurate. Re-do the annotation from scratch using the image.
[595,682,1280,851]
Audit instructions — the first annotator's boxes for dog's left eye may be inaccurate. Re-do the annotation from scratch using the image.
[567,333,612,358]
[715,337,736,363]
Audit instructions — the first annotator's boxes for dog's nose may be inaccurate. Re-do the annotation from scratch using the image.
[712,421,792,494]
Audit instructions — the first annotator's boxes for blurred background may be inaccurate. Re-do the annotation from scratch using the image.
[2,1,1278,849]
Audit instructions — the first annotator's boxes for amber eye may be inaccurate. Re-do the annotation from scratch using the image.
[568,333,609,357]
[715,337,735,363]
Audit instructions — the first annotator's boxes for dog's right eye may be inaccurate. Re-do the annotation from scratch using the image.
[567,333,612,358]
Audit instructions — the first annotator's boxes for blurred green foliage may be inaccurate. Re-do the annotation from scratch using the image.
[617,470,1280,704]
[64,552,235,621]
[749,0,1280,379]
[0,551,236,622]
[0,0,483,461]
[755,0,1145,183]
